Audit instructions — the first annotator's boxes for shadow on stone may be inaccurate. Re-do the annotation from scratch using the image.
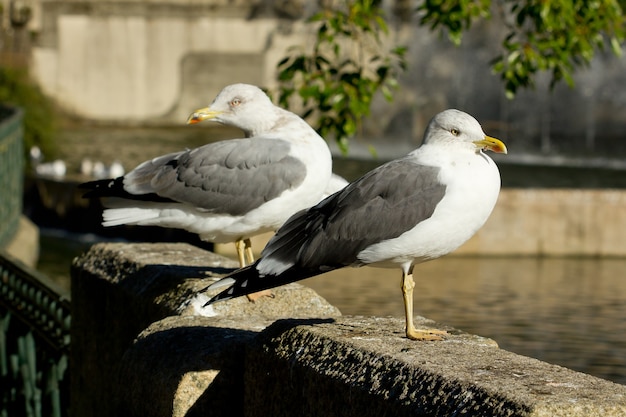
[116,317,338,417]
[117,319,257,417]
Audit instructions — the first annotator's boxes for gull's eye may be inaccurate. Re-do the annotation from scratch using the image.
[230,98,242,107]
[450,128,460,136]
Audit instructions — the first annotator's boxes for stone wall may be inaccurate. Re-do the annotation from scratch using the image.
[457,189,626,257]
[71,242,626,417]
[217,189,626,259]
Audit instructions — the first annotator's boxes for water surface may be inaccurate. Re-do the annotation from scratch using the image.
[305,257,626,385]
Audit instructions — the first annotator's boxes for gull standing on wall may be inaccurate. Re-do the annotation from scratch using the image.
[81,84,334,300]
[203,109,507,340]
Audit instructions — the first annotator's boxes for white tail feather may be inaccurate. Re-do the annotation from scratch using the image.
[102,208,160,227]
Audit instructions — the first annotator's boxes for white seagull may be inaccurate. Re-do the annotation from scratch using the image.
[81,83,333,279]
[203,109,507,340]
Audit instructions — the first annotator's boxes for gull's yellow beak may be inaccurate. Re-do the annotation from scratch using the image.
[186,107,222,124]
[473,136,508,154]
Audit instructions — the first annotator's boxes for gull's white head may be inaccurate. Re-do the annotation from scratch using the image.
[423,109,507,154]
[186,83,276,136]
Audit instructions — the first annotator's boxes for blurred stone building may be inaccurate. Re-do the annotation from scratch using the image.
[6,0,626,157]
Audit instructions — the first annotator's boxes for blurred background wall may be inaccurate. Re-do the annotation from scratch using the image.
[15,0,626,158]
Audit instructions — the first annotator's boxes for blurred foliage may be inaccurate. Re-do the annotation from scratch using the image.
[0,66,58,163]
[421,0,625,98]
[277,0,406,154]
[277,0,625,147]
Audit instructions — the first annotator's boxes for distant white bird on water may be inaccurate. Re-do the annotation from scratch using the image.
[80,84,334,290]
[203,109,507,340]
[35,160,67,178]
[30,145,67,178]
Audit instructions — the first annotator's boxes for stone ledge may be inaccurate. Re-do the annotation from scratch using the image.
[4,216,39,268]
[70,242,341,417]
[71,242,626,417]
[248,317,626,417]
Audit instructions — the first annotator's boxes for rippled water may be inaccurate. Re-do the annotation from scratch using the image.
[39,232,626,385]
[305,257,626,385]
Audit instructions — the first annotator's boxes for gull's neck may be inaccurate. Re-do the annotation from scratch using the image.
[245,106,305,138]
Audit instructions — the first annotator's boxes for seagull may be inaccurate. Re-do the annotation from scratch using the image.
[203,109,507,340]
[81,83,333,278]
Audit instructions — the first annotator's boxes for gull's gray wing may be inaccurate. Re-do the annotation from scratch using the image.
[140,138,306,216]
[257,157,447,275]
[79,138,307,216]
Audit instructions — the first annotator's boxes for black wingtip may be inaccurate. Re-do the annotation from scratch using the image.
[79,177,122,199]
[202,291,233,307]
[200,282,235,306]
[199,261,323,308]
[199,264,265,305]
[80,177,176,203]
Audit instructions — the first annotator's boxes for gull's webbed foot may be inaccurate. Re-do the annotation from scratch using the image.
[406,328,448,341]
[246,289,275,302]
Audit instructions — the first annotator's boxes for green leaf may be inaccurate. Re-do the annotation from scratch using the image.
[275,0,407,153]
[277,0,624,153]
[611,37,623,57]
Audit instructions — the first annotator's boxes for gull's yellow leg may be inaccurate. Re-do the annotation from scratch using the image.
[401,268,447,341]
[235,239,246,268]
[243,238,255,265]
[240,238,274,302]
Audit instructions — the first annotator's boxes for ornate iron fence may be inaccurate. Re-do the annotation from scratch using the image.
[0,250,70,417]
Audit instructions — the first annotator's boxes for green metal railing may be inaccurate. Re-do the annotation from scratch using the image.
[0,251,70,417]
[0,105,24,247]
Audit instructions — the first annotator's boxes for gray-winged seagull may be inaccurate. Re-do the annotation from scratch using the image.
[81,84,334,288]
[203,109,507,340]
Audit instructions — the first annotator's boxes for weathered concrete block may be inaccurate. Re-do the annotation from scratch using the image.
[246,317,626,417]
[71,242,340,417]
[117,315,257,417]
[4,216,39,268]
